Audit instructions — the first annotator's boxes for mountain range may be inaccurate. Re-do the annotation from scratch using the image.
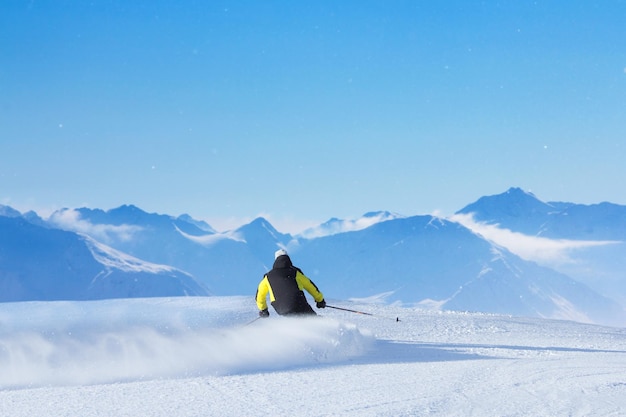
[1,187,625,326]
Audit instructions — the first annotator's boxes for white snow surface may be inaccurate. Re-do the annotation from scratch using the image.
[84,236,179,274]
[1,296,625,416]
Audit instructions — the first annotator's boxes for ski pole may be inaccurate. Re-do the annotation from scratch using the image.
[326,304,374,316]
[244,316,262,326]
[326,304,400,322]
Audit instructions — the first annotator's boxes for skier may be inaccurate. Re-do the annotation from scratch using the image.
[256,249,326,317]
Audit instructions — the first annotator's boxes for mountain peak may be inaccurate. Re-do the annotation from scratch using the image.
[108,204,145,215]
[363,211,390,218]
[505,186,529,194]
[176,214,216,233]
[504,187,538,200]
[236,217,286,238]
[0,204,22,218]
[457,187,552,220]
[297,211,404,239]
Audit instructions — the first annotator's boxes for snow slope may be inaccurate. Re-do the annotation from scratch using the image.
[0,216,208,301]
[1,297,625,416]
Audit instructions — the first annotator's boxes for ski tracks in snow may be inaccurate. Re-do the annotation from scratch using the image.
[1,297,626,416]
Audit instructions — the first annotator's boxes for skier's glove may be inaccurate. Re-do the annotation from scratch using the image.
[259,308,270,318]
[316,299,326,309]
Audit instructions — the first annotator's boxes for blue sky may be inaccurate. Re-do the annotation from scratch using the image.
[1,1,625,232]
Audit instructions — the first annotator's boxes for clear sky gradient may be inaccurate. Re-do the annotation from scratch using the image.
[1,1,625,232]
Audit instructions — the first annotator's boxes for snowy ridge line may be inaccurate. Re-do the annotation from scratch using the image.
[296,211,404,239]
[82,235,179,274]
[174,224,243,246]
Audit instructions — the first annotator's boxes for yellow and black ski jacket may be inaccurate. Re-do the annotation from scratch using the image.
[256,255,324,316]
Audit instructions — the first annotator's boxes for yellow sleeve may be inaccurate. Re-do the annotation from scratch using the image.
[256,276,271,310]
[295,271,324,302]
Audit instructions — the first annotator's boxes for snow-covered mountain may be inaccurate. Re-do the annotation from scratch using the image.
[297,211,404,239]
[456,187,626,305]
[289,215,623,325]
[46,205,271,295]
[1,189,626,326]
[457,187,626,240]
[0,215,208,301]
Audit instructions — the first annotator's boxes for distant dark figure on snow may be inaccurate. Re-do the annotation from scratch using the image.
[256,249,326,318]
